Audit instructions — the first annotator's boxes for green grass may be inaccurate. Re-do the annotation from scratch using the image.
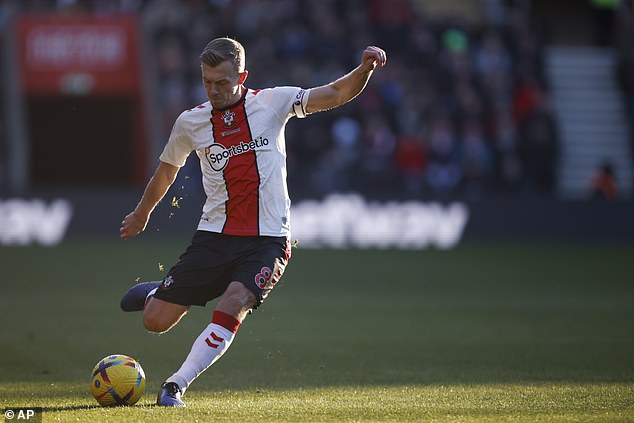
[1,238,633,421]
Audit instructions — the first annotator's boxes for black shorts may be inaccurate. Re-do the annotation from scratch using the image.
[153,231,291,309]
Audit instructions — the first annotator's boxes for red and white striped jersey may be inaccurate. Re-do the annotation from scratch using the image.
[159,87,310,237]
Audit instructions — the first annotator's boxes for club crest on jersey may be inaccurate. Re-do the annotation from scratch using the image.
[161,275,174,290]
[205,137,270,172]
[222,110,236,128]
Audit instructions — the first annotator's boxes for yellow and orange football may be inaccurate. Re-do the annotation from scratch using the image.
[89,354,146,406]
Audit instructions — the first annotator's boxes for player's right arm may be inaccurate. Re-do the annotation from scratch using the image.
[120,161,180,239]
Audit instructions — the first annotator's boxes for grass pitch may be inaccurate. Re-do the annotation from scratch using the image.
[1,238,633,422]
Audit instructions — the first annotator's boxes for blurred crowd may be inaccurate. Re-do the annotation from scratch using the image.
[141,0,558,201]
[3,0,562,201]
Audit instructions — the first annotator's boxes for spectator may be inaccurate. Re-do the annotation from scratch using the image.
[394,130,427,197]
[356,113,396,197]
[517,102,559,194]
[425,115,462,195]
[591,161,618,200]
[460,118,494,196]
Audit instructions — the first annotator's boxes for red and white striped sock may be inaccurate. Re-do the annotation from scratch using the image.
[165,310,240,393]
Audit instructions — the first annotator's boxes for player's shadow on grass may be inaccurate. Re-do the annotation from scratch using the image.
[41,404,159,412]
[41,405,102,412]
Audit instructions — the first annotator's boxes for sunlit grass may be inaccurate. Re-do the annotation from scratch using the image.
[1,240,633,421]
[1,382,632,422]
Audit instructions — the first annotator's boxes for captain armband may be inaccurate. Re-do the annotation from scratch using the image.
[292,89,311,118]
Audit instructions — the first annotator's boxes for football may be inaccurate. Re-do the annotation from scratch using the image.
[90,354,146,406]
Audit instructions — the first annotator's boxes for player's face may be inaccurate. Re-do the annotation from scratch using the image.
[201,61,247,109]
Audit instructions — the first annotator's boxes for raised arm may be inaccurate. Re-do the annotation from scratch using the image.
[120,161,180,239]
[305,46,387,114]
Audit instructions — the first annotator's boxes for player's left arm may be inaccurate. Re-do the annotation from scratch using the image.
[305,46,386,114]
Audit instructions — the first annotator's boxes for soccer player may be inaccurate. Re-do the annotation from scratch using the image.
[119,37,386,407]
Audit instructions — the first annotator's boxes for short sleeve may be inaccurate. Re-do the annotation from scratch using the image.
[255,86,311,121]
[159,112,192,167]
